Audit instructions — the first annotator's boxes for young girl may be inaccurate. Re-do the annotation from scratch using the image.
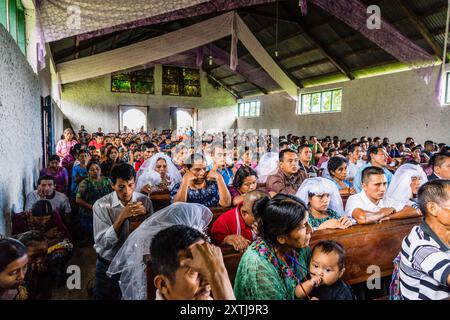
[0,238,29,300]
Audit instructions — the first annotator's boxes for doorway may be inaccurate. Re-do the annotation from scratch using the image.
[118,105,148,133]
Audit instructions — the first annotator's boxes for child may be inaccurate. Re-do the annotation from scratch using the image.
[296,240,354,300]
[71,150,91,197]
[0,238,29,300]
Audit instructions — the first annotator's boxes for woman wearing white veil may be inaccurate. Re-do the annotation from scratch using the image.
[296,177,353,230]
[255,152,279,183]
[135,152,182,194]
[107,202,213,300]
[385,162,427,208]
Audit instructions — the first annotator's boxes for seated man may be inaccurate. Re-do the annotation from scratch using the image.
[210,190,268,251]
[93,163,153,300]
[298,144,321,178]
[25,175,71,225]
[266,149,307,195]
[88,132,105,150]
[399,180,450,300]
[353,146,394,193]
[151,225,235,300]
[171,153,231,208]
[345,167,421,224]
[208,142,235,186]
[428,152,450,181]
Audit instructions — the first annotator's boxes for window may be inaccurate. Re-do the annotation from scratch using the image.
[444,72,450,105]
[111,68,154,94]
[297,88,342,114]
[0,0,26,55]
[162,66,201,97]
[238,100,261,117]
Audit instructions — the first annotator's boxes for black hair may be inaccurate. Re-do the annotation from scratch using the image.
[430,152,450,171]
[141,142,156,151]
[31,200,53,217]
[13,231,46,247]
[279,141,289,148]
[86,160,101,172]
[0,238,27,272]
[211,142,225,155]
[366,145,385,163]
[347,143,360,154]
[150,225,206,282]
[279,148,297,161]
[110,163,136,184]
[312,240,346,270]
[232,166,258,189]
[361,166,385,184]
[77,149,89,156]
[297,144,311,153]
[48,155,60,163]
[327,156,348,178]
[37,175,55,186]
[418,180,450,217]
[185,153,206,169]
[253,193,308,246]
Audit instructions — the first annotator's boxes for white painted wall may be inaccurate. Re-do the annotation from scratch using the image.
[60,65,237,133]
[0,25,42,235]
[237,67,450,144]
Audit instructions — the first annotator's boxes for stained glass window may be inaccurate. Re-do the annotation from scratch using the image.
[162,66,201,97]
[111,68,154,94]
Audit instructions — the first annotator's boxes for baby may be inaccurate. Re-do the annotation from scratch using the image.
[296,240,354,300]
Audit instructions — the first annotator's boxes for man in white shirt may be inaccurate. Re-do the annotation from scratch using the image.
[345,166,421,224]
[346,144,363,181]
[93,163,153,300]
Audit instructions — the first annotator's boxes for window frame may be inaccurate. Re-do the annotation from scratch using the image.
[238,100,261,118]
[111,68,155,94]
[444,72,450,105]
[297,88,342,115]
[0,0,26,55]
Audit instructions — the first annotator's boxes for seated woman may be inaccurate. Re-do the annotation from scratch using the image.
[172,143,189,175]
[13,231,51,300]
[255,152,279,184]
[75,161,113,243]
[171,153,231,208]
[234,194,318,300]
[235,147,257,170]
[0,238,28,300]
[40,155,69,195]
[385,163,428,209]
[210,190,268,251]
[100,146,123,178]
[296,177,352,231]
[327,156,356,197]
[136,153,182,195]
[12,200,73,285]
[228,166,258,206]
[107,203,234,300]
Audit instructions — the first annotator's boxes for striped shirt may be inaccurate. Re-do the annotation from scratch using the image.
[399,221,450,300]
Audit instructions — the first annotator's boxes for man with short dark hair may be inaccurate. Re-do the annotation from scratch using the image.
[428,152,450,181]
[93,163,153,300]
[208,142,235,186]
[266,149,307,195]
[88,132,105,150]
[399,180,450,300]
[151,225,235,300]
[345,167,420,224]
[353,145,394,193]
[25,175,71,218]
[298,144,320,178]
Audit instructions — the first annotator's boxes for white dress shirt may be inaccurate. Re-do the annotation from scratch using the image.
[93,191,153,261]
[345,190,404,220]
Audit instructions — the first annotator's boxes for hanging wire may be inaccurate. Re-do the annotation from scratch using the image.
[275,1,279,57]
[208,43,213,66]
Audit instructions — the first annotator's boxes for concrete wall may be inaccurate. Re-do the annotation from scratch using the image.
[0,25,42,235]
[237,67,450,144]
[60,64,237,133]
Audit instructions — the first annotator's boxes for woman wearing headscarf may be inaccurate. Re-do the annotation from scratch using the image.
[255,152,279,184]
[296,177,352,230]
[136,153,182,195]
[385,162,428,209]
[106,202,213,300]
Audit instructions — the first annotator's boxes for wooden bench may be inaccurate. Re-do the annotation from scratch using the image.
[149,191,171,211]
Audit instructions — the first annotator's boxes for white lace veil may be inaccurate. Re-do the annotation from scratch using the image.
[385,163,428,206]
[107,202,213,300]
[256,152,279,183]
[135,152,182,192]
[295,177,344,215]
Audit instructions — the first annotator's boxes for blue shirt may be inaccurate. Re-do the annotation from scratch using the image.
[353,163,393,193]
[207,165,234,186]
[170,180,220,207]
[71,165,88,195]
